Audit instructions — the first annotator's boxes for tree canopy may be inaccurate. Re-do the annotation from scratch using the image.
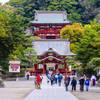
[61,22,100,73]
[7,0,100,25]
[0,6,35,73]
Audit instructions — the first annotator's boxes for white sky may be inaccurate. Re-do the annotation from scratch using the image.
[0,0,10,4]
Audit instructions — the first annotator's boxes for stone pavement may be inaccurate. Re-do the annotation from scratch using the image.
[0,81,34,100]
[24,76,78,100]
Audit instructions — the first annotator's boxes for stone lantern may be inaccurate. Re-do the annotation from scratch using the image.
[0,66,4,88]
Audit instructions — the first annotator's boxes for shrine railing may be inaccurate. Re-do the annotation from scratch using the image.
[34,29,60,34]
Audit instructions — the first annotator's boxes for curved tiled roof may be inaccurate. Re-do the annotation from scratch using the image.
[30,11,71,24]
[32,39,75,56]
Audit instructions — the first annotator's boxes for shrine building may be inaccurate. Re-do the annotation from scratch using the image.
[29,11,75,75]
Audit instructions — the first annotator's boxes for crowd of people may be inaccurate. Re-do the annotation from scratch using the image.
[45,72,97,92]
[26,70,97,92]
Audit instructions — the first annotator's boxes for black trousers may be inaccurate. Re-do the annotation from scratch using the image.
[80,85,84,91]
[27,75,29,80]
[51,80,53,85]
[58,80,61,86]
[72,85,76,91]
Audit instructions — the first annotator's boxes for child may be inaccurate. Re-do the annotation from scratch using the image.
[85,77,90,91]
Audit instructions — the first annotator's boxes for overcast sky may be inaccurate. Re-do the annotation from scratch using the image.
[0,0,9,4]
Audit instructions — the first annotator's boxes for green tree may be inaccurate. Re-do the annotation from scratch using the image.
[66,56,81,70]
[7,0,83,24]
[60,23,84,52]
[0,7,29,73]
[23,47,40,67]
[76,23,100,67]
[61,21,100,75]
[89,57,100,71]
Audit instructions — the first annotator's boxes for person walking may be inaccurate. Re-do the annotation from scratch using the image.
[36,74,41,89]
[55,74,58,84]
[58,74,63,86]
[85,77,90,91]
[79,76,85,92]
[64,76,69,91]
[26,71,30,80]
[71,77,77,91]
[50,74,54,86]
[40,74,43,84]
[34,75,37,89]
[47,74,50,84]
[91,75,96,86]
[65,75,70,85]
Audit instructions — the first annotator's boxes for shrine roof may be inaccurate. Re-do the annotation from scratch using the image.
[30,11,71,24]
[41,56,63,61]
[32,39,75,56]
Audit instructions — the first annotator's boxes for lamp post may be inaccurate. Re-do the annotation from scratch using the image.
[0,66,4,88]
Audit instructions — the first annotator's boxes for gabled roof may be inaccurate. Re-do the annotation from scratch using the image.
[30,11,71,24]
[41,56,63,61]
[32,39,75,56]
[39,48,63,56]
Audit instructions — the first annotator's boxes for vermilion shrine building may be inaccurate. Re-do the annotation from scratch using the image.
[29,11,75,75]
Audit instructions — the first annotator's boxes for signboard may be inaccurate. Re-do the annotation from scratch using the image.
[46,63,55,70]
[46,63,55,68]
[9,61,20,72]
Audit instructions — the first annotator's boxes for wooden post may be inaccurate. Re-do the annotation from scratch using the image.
[34,64,38,75]
[55,64,58,70]
[65,63,68,75]
[43,64,46,74]
[65,63,67,70]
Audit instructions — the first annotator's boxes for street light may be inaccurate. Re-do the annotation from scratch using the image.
[0,66,4,88]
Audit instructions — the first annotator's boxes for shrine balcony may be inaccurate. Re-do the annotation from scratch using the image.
[34,30,60,35]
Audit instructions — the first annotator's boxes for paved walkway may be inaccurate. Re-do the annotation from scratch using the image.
[24,76,78,100]
[0,81,34,100]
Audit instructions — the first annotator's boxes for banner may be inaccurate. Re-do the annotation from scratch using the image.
[9,61,20,72]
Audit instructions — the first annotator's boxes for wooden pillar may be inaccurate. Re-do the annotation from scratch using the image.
[34,64,38,75]
[65,63,67,70]
[34,64,37,70]
[36,64,38,69]
[43,64,46,74]
[65,63,67,75]
[55,64,58,70]
[34,64,37,75]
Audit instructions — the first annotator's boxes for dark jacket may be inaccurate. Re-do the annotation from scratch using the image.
[71,79,77,86]
[79,78,85,85]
